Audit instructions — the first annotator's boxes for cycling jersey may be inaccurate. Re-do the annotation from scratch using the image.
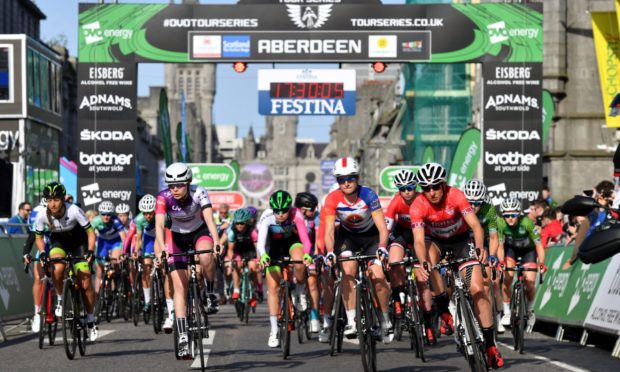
[123,221,137,255]
[256,208,312,256]
[323,186,382,233]
[227,225,258,252]
[385,193,418,231]
[155,185,212,234]
[472,202,498,247]
[497,217,540,249]
[410,186,474,240]
[91,215,125,240]
[135,212,156,238]
[300,211,320,247]
[34,203,92,250]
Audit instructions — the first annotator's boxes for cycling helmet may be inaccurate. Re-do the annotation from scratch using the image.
[139,194,156,213]
[269,190,293,211]
[500,198,521,213]
[98,201,115,214]
[246,206,258,218]
[164,162,192,184]
[295,192,318,209]
[333,157,359,177]
[393,169,417,188]
[233,208,252,224]
[464,179,487,201]
[42,182,66,199]
[115,203,131,214]
[39,198,47,207]
[415,163,447,187]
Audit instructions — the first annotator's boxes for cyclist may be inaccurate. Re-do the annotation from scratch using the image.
[33,182,98,341]
[410,163,503,368]
[385,169,435,342]
[295,191,322,334]
[323,157,393,344]
[154,162,221,358]
[116,203,132,231]
[257,190,313,348]
[22,198,49,333]
[463,179,503,333]
[497,198,546,332]
[226,208,259,306]
[131,195,157,313]
[91,201,126,294]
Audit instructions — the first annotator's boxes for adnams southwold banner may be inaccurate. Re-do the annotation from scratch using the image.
[78,2,542,64]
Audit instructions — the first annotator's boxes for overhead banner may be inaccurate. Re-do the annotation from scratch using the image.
[258,69,356,115]
[448,128,481,189]
[592,12,620,127]
[483,62,543,205]
[78,3,542,64]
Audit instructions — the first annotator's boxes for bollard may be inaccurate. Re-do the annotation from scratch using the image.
[555,325,564,342]
[579,330,588,346]
[613,337,620,358]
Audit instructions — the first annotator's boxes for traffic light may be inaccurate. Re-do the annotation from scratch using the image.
[372,62,387,73]
[233,62,248,73]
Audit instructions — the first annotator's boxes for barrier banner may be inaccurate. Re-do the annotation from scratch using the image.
[592,12,620,127]
[0,237,35,319]
[584,254,620,334]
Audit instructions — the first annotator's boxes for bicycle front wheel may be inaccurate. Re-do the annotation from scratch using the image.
[329,281,343,356]
[356,282,377,372]
[77,293,87,357]
[192,282,206,372]
[62,282,77,360]
[280,285,291,360]
[38,280,49,349]
[460,297,487,372]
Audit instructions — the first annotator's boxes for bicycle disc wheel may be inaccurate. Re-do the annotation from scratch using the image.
[461,298,487,372]
[62,283,77,360]
[329,282,342,356]
[38,281,49,349]
[192,283,206,372]
[280,286,291,359]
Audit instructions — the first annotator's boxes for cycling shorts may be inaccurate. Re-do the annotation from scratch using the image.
[389,225,413,251]
[96,237,122,263]
[429,233,478,271]
[168,223,213,271]
[335,225,380,257]
[142,234,155,257]
[267,235,303,262]
[505,245,537,268]
[232,251,258,264]
[48,241,90,273]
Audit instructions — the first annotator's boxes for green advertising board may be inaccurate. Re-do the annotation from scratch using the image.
[447,128,481,189]
[532,246,611,326]
[189,163,236,190]
[380,165,420,193]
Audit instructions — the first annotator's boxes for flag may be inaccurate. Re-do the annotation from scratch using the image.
[158,88,174,165]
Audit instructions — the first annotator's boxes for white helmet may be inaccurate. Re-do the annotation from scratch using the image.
[500,198,521,214]
[415,163,447,187]
[115,203,131,214]
[333,157,359,177]
[139,194,156,213]
[393,169,417,189]
[98,201,115,214]
[464,179,487,201]
[164,162,192,184]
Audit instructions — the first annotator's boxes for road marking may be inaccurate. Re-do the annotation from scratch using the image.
[191,350,211,369]
[497,341,590,372]
[343,338,359,345]
[202,330,216,345]
[35,329,115,344]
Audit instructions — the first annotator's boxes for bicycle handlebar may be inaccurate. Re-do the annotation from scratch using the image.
[166,249,214,257]
[389,256,419,267]
[337,254,377,263]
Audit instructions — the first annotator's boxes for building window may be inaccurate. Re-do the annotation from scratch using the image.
[257,150,266,159]
[187,77,193,95]
[274,167,288,176]
[275,180,288,190]
[0,46,12,101]
[195,77,201,93]
[178,77,184,93]
[27,48,33,104]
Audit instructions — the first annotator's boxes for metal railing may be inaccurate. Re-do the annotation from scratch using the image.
[0,222,30,236]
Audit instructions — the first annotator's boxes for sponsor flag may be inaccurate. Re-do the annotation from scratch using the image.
[421,145,435,164]
[158,88,174,166]
[176,121,192,163]
[180,90,188,162]
[592,12,620,127]
[542,89,555,144]
[448,128,481,189]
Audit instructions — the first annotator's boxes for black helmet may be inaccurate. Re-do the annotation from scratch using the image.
[42,182,66,199]
[269,190,293,211]
[295,192,318,209]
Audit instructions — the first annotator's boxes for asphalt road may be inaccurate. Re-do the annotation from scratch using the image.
[1,303,618,371]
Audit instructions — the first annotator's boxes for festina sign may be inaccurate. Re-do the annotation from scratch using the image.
[257,69,356,115]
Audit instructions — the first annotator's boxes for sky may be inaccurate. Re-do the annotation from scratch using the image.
[37,0,406,143]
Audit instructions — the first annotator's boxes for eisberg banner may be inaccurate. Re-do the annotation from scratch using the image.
[483,62,543,205]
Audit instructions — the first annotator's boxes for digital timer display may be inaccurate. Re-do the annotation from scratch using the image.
[269,82,345,99]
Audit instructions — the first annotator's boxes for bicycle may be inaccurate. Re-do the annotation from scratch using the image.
[265,257,304,360]
[429,251,488,372]
[328,262,345,356]
[234,258,255,324]
[389,256,427,362]
[132,256,151,326]
[48,255,90,360]
[504,256,544,354]
[336,253,383,372]
[25,256,59,349]
[295,274,312,344]
[165,249,212,372]
[94,256,118,323]
[150,263,166,334]
[118,256,133,322]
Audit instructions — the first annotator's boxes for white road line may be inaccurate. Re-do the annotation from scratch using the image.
[191,350,211,369]
[35,329,115,344]
[343,338,360,345]
[202,330,216,345]
[497,341,591,372]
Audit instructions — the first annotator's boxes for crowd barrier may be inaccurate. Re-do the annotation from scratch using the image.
[0,234,33,321]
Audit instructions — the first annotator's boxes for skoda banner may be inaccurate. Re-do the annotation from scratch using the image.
[483,62,543,205]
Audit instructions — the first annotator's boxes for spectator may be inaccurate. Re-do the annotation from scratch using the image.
[65,194,74,204]
[562,215,581,246]
[526,199,548,227]
[7,201,32,234]
[542,186,558,209]
[563,180,615,269]
[540,208,563,248]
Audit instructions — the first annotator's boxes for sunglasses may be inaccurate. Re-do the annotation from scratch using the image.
[301,207,316,213]
[336,175,358,184]
[469,200,484,206]
[101,213,113,217]
[234,222,246,226]
[398,185,416,192]
[503,213,520,219]
[273,208,290,215]
[421,184,442,192]
[168,183,187,190]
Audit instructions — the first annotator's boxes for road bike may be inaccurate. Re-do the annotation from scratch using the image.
[234,258,255,324]
[25,256,59,349]
[150,263,166,334]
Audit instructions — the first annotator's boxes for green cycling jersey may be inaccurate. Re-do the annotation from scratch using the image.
[476,202,498,241]
[497,216,541,249]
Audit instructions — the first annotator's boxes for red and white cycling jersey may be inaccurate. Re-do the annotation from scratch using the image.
[323,186,382,233]
[409,186,473,239]
[385,193,419,231]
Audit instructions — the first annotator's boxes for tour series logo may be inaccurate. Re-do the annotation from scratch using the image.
[286,5,333,29]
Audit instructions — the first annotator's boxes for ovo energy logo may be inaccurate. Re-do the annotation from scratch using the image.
[81,182,102,206]
[82,21,133,45]
[487,21,540,45]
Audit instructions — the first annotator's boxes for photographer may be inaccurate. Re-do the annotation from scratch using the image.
[563,180,615,269]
